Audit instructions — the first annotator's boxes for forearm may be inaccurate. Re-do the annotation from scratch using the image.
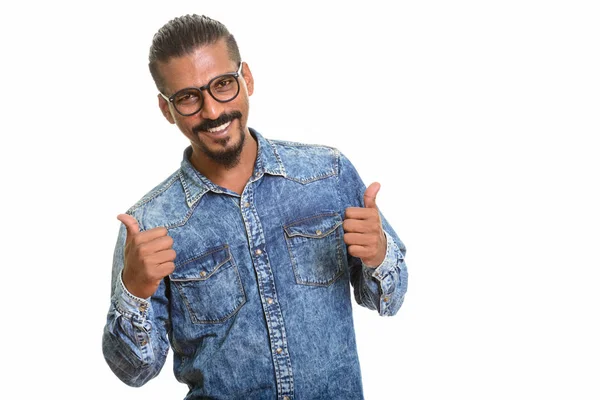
[102,276,169,387]
[103,225,170,386]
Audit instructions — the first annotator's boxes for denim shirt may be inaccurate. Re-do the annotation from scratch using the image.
[102,129,408,400]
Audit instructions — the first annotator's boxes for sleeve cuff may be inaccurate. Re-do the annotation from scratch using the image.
[363,231,404,315]
[113,272,151,322]
[372,231,402,291]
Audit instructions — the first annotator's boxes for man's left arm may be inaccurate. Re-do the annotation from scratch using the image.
[338,152,408,316]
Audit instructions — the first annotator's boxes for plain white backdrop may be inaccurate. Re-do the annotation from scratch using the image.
[1,1,599,399]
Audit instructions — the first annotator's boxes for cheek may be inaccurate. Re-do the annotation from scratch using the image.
[174,118,197,139]
[235,96,250,118]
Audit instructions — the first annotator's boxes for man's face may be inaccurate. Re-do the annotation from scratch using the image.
[157,39,254,168]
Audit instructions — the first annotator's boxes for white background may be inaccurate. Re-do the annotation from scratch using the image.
[1,1,599,399]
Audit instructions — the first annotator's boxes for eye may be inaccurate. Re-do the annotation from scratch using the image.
[212,76,235,91]
[175,91,200,105]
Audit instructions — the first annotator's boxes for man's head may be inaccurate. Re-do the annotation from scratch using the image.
[149,15,254,169]
[149,14,241,94]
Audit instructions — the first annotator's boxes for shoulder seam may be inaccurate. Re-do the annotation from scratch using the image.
[269,138,338,151]
[127,170,181,213]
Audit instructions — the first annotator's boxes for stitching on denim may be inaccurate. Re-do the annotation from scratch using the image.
[267,139,287,176]
[270,140,338,184]
[161,200,200,230]
[270,139,337,151]
[247,188,282,392]
[283,214,341,238]
[246,185,294,395]
[283,212,340,228]
[284,213,344,286]
[179,170,192,205]
[171,256,246,324]
[180,170,211,208]
[173,255,232,282]
[175,244,231,270]
[282,172,335,185]
[128,172,180,212]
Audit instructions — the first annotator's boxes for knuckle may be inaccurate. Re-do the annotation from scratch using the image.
[137,243,150,257]
[141,258,152,269]
[165,262,176,274]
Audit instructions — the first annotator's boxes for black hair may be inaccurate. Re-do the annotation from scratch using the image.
[148,14,241,93]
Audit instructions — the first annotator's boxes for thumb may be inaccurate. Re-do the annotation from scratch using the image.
[363,182,381,209]
[117,214,140,240]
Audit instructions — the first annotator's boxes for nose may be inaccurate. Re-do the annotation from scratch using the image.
[199,90,225,120]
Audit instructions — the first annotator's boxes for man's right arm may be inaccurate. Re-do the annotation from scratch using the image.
[102,218,174,387]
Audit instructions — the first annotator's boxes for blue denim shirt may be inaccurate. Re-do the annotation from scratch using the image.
[103,129,408,399]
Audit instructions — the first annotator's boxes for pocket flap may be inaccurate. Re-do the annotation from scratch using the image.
[171,245,232,281]
[284,213,342,238]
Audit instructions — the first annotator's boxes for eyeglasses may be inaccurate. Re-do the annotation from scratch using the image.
[160,63,243,116]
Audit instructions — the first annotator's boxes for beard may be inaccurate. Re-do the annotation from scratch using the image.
[192,111,245,169]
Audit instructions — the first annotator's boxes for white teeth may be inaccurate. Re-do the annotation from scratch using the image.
[207,121,231,133]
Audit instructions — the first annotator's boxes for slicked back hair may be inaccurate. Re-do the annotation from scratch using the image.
[149,14,241,94]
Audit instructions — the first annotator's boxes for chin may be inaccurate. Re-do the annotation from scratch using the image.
[198,125,246,168]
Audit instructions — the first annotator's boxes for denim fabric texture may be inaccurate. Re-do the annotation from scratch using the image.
[103,129,408,400]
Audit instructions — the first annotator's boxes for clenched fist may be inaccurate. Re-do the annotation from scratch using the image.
[117,214,177,299]
[343,182,387,268]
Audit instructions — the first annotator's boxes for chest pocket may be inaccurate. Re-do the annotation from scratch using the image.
[283,212,345,286]
[170,245,246,324]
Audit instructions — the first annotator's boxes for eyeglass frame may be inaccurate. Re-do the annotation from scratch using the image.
[159,62,243,116]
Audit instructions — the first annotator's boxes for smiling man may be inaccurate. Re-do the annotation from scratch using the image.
[102,14,408,400]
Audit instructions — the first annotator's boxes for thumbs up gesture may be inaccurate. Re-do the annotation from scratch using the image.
[343,183,387,268]
[117,214,177,299]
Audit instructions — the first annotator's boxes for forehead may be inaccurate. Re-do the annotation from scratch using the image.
[158,39,236,93]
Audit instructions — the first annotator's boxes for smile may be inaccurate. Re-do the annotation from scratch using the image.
[206,120,232,134]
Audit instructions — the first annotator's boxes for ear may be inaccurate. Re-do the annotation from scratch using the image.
[241,62,254,96]
[158,94,176,124]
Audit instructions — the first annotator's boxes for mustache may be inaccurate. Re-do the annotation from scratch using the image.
[192,111,242,134]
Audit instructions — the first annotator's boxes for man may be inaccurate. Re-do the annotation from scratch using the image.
[103,14,408,400]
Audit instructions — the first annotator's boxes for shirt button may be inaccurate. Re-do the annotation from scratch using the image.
[140,339,148,346]
[383,296,390,302]
[276,347,283,354]
[267,298,274,305]
[283,397,290,400]
[200,271,207,278]
[244,202,250,208]
[255,249,262,255]
[316,229,322,235]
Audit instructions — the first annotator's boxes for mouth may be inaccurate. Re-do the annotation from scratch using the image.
[205,120,232,136]
[193,111,242,141]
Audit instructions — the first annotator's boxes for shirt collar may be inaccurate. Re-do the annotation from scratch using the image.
[179,128,286,208]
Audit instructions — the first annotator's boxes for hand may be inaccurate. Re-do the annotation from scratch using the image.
[117,214,177,299]
[343,182,387,268]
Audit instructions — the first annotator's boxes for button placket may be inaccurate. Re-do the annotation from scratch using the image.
[240,184,294,399]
